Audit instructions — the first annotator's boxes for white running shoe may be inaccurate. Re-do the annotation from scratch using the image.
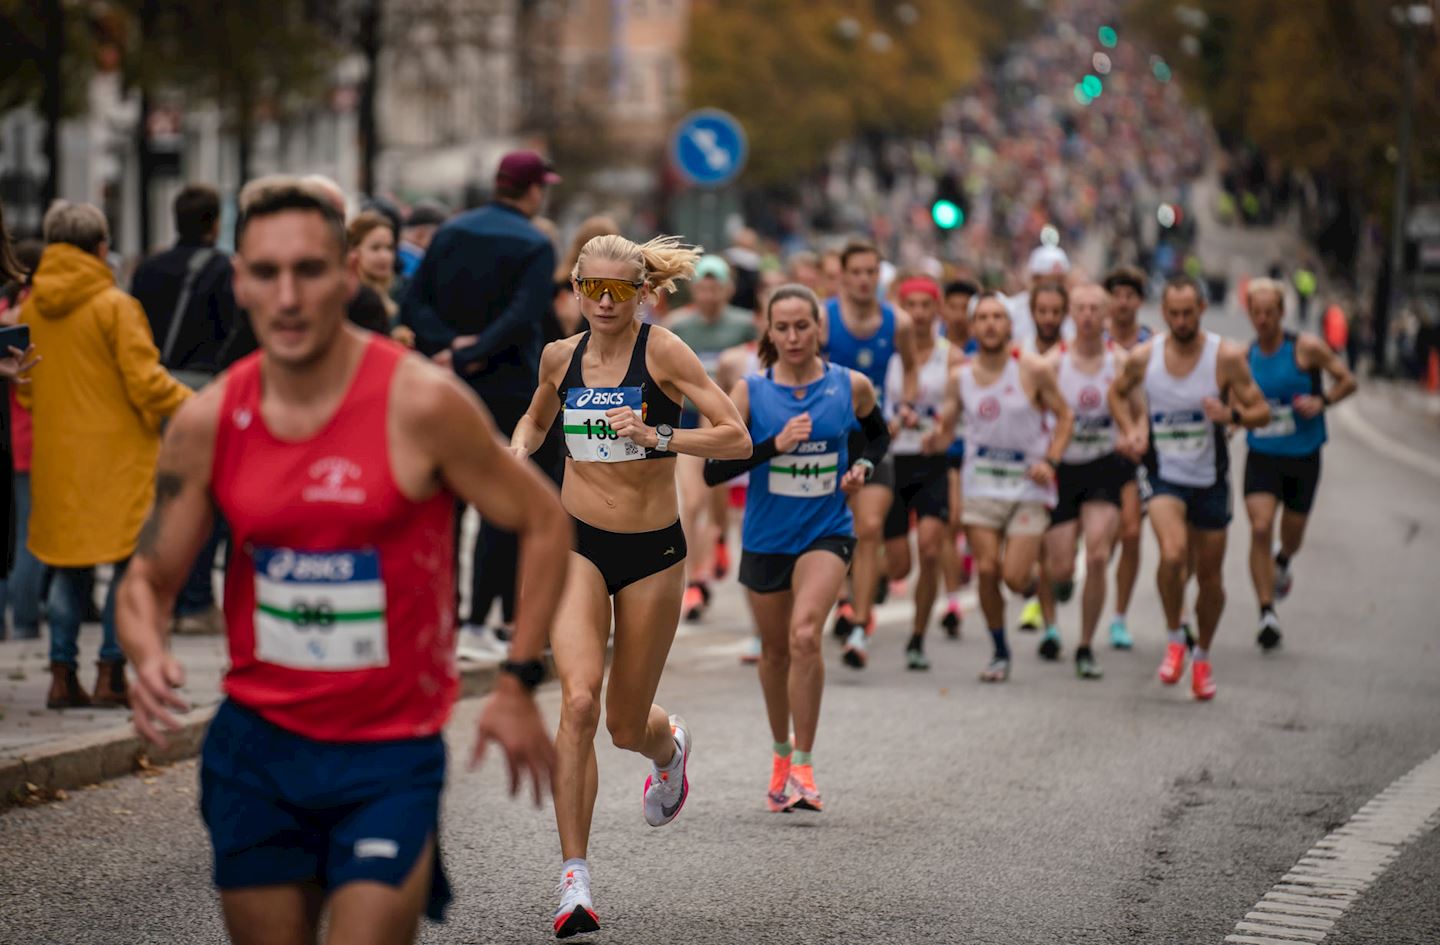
[642,715,691,827]
[457,624,510,662]
[554,865,599,939]
[739,634,762,665]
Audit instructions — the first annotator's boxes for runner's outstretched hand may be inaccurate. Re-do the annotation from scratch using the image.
[473,679,557,808]
[131,653,190,749]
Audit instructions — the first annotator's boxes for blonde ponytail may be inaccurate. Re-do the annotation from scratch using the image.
[571,233,703,296]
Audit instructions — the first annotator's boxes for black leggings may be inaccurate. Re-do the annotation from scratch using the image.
[573,517,687,596]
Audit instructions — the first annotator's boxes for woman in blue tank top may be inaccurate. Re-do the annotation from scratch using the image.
[703,284,890,816]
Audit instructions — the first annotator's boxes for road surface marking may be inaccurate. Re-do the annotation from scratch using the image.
[1224,746,1440,943]
[1332,401,1440,481]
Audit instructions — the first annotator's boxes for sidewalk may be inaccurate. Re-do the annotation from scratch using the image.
[1336,378,1440,474]
[0,628,509,809]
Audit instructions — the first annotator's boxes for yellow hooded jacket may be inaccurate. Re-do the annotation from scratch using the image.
[19,243,192,567]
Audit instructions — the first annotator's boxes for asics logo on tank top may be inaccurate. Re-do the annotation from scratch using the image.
[302,456,367,505]
[978,396,1002,421]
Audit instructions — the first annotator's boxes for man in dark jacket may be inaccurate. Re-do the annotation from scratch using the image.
[130,184,238,381]
[129,184,234,636]
[402,151,560,648]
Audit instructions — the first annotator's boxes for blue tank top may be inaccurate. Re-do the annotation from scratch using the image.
[1247,333,1326,457]
[742,363,857,554]
[825,298,896,405]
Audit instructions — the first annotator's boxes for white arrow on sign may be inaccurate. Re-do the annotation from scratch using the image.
[687,128,733,172]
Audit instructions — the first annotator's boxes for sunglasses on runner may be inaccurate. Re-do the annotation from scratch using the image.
[576,277,645,303]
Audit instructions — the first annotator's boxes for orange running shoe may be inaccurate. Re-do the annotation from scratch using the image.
[766,753,797,812]
[683,582,709,622]
[1158,641,1188,686]
[1191,659,1216,701]
[790,763,824,812]
[713,539,730,580]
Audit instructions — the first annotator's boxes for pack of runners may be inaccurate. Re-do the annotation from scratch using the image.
[116,200,1353,943]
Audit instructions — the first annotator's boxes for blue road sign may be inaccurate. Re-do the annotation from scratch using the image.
[671,109,748,187]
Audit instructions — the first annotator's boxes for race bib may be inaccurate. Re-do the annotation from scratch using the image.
[1068,415,1115,461]
[1254,399,1297,439]
[1152,409,1210,457]
[893,408,937,455]
[972,445,1029,499]
[252,546,388,671]
[564,387,647,463]
[768,439,839,498]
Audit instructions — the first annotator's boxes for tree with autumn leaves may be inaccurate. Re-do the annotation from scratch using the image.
[1127,0,1440,270]
[684,0,1033,185]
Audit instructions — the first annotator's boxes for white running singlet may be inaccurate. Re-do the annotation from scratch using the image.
[1059,344,1118,464]
[884,338,950,456]
[959,357,1055,506]
[1144,331,1222,487]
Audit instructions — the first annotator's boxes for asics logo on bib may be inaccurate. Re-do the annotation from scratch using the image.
[263,549,357,583]
[575,389,627,408]
[796,440,831,454]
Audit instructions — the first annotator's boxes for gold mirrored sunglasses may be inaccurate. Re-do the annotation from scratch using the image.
[576,277,644,303]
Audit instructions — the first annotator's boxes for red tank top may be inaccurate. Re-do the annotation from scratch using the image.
[212,336,457,741]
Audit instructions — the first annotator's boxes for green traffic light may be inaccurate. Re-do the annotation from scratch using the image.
[1153,60,1172,83]
[1098,26,1118,48]
[1082,74,1103,98]
[931,199,963,230]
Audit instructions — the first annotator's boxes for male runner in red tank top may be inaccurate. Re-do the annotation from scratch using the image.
[117,177,571,945]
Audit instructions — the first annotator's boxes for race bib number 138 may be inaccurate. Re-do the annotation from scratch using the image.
[252,546,389,671]
[564,387,647,463]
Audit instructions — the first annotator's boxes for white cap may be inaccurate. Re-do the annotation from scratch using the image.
[1027,245,1071,276]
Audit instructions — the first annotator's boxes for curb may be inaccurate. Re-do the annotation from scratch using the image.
[1332,399,1440,482]
[0,658,521,811]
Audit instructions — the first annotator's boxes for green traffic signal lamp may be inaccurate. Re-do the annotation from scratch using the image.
[931,199,963,230]
[1098,26,1117,48]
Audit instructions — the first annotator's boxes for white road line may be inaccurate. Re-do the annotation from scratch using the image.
[1223,747,1440,943]
[1331,400,1440,481]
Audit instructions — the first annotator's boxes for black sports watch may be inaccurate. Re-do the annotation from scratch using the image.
[500,659,546,692]
[654,423,675,452]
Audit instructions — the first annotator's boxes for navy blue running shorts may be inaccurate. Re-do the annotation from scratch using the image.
[200,700,453,922]
[1148,475,1232,531]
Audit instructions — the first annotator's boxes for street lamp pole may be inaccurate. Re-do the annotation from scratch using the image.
[1386,3,1429,373]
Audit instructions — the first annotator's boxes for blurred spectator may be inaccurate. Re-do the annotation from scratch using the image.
[785,250,824,297]
[0,204,44,642]
[1005,244,1071,342]
[725,227,762,312]
[347,211,400,324]
[401,150,560,648]
[129,184,238,389]
[396,200,448,285]
[553,215,620,338]
[19,201,190,708]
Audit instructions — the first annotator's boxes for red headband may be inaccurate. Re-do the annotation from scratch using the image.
[897,277,941,302]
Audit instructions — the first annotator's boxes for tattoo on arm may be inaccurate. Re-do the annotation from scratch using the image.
[136,472,183,558]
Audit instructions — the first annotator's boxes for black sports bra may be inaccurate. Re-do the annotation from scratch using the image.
[559,322,682,461]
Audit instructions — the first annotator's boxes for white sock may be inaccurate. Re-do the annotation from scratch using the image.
[1192,646,1209,663]
[1167,628,1187,645]
[656,736,684,773]
[1113,612,1126,625]
[562,858,589,880]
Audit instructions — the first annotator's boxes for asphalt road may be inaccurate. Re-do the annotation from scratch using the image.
[2,375,1438,945]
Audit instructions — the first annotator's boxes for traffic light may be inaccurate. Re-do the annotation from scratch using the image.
[932,200,963,229]
[932,173,966,231]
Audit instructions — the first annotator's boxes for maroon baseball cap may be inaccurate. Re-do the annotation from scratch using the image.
[496,151,562,190]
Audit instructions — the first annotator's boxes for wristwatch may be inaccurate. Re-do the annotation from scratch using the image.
[1045,457,1061,471]
[500,659,546,692]
[654,423,674,452]
[854,458,876,481]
